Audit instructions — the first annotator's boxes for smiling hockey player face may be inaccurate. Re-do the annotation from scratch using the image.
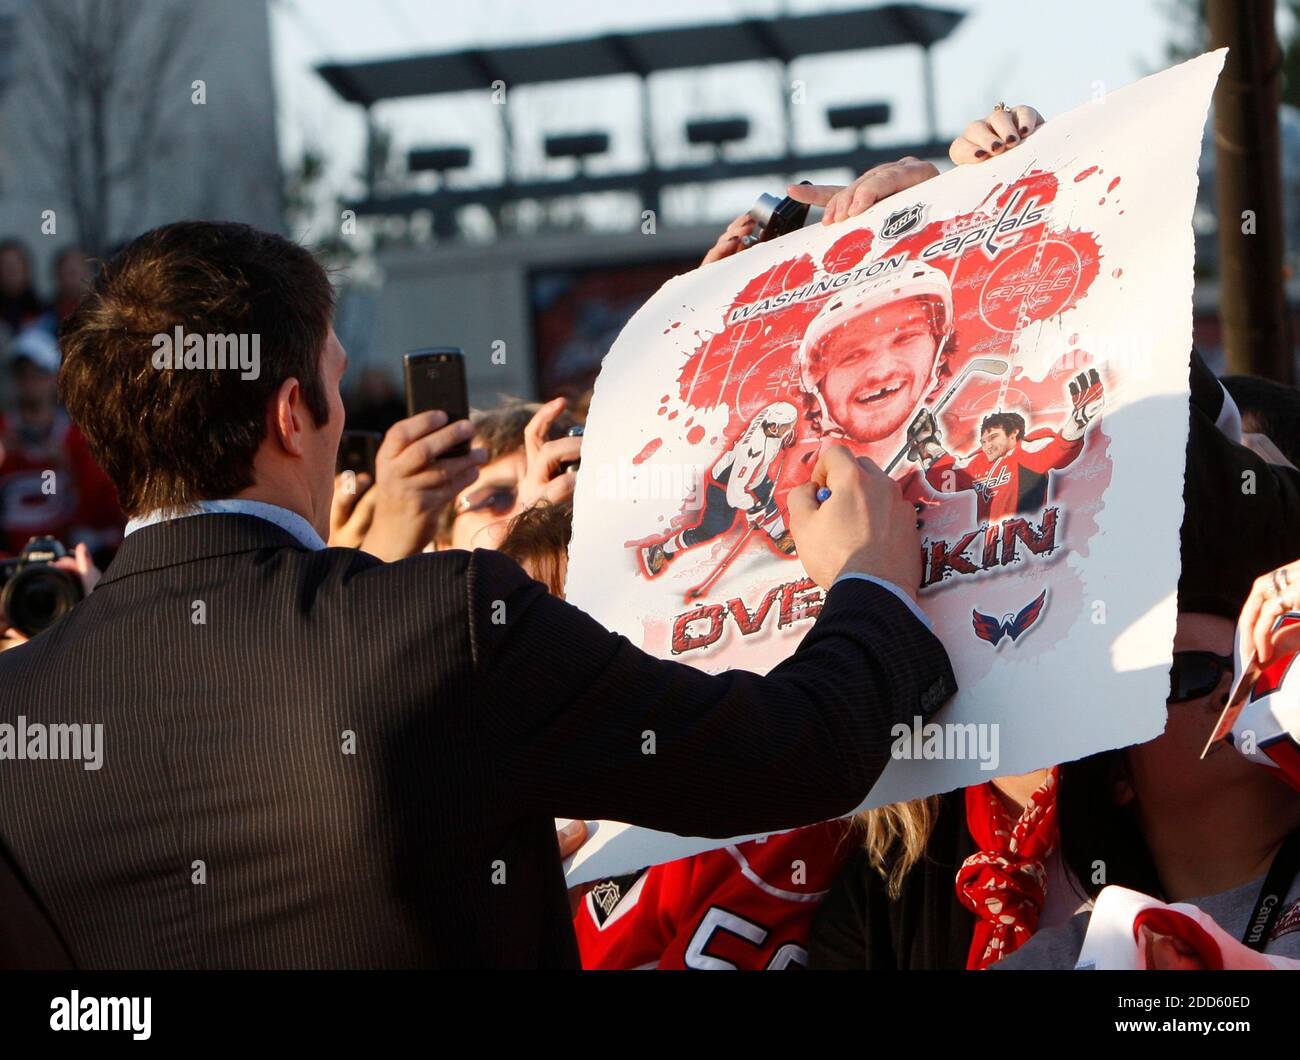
[814,298,940,444]
[980,425,1017,461]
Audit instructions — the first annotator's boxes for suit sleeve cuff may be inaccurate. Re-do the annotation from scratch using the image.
[831,573,931,631]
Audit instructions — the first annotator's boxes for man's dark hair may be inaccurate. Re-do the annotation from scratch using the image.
[58,221,334,516]
[979,411,1025,439]
[1221,373,1300,466]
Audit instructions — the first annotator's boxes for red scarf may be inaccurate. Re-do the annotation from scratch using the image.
[955,768,1059,969]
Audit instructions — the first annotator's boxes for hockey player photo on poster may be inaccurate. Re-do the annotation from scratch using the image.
[562,51,1227,884]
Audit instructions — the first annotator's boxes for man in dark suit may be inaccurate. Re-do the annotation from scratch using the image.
[0,222,954,968]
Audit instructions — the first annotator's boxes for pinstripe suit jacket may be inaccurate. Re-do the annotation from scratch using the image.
[0,513,955,968]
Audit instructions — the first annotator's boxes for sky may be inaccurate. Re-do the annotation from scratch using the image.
[267,0,1181,234]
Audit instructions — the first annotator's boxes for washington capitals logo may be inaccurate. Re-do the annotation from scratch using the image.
[972,590,1047,647]
[972,464,1010,503]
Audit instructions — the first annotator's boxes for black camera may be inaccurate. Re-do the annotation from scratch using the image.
[743,180,813,246]
[559,425,584,475]
[0,537,84,638]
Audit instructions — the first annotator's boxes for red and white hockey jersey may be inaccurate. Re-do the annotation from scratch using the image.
[926,428,1083,522]
[575,820,851,970]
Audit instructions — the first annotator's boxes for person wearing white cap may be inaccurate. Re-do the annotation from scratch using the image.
[9,324,62,376]
[796,262,955,466]
[0,325,122,560]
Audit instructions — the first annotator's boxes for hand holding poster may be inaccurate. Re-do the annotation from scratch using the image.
[563,51,1227,885]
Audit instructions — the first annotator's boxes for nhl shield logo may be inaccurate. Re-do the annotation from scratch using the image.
[881,203,924,240]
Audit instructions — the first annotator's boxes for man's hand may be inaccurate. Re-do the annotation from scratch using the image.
[328,471,377,548]
[557,819,591,917]
[1063,369,1105,441]
[516,398,583,512]
[949,104,1045,164]
[358,411,488,562]
[702,213,757,265]
[786,157,940,226]
[787,446,923,596]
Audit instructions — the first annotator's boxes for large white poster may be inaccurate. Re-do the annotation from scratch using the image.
[563,51,1226,885]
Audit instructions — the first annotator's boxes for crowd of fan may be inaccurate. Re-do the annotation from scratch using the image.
[2,102,1300,971]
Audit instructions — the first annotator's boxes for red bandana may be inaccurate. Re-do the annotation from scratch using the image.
[955,768,1059,969]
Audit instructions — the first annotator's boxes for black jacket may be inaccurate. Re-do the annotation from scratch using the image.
[0,514,956,968]
[809,791,975,970]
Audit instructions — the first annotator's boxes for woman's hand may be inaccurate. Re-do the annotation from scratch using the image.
[516,398,582,512]
[949,104,1045,164]
[701,213,758,265]
[1240,559,1300,665]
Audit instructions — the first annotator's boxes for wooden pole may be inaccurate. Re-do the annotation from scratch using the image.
[1207,0,1292,381]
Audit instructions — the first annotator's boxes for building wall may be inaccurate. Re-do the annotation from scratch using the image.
[371,224,719,407]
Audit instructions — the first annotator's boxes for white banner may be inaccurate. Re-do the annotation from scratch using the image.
[563,51,1226,885]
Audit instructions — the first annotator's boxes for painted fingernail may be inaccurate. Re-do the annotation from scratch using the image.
[991,141,1003,151]
[1020,126,1030,135]
[975,149,988,158]
[1006,134,1018,143]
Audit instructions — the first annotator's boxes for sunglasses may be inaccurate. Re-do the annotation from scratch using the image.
[1168,650,1234,704]
[454,483,517,518]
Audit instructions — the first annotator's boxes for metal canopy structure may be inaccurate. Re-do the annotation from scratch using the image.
[315,3,966,237]
[318,4,963,105]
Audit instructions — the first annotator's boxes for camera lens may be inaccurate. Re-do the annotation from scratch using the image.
[4,566,84,638]
[748,192,782,230]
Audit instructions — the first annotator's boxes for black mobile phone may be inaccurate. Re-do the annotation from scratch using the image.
[403,347,470,458]
[336,429,382,478]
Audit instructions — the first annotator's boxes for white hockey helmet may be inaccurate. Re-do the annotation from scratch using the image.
[797,261,954,432]
[759,401,798,431]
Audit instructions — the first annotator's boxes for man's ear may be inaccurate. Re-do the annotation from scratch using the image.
[269,376,307,457]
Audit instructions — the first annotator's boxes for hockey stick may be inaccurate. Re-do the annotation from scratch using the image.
[883,357,1009,475]
[684,448,791,603]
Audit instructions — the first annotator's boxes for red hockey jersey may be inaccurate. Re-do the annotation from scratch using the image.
[925,428,1083,522]
[0,412,123,555]
[575,820,852,970]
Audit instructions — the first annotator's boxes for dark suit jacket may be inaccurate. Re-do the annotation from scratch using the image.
[0,513,955,968]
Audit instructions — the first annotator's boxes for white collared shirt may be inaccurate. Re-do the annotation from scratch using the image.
[124,499,326,551]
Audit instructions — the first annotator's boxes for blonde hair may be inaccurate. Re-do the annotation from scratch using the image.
[855,795,944,899]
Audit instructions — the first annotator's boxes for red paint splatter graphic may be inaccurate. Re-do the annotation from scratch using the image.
[1107,176,1121,193]
[686,425,706,444]
[821,229,875,273]
[632,438,662,465]
[1074,166,1100,182]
